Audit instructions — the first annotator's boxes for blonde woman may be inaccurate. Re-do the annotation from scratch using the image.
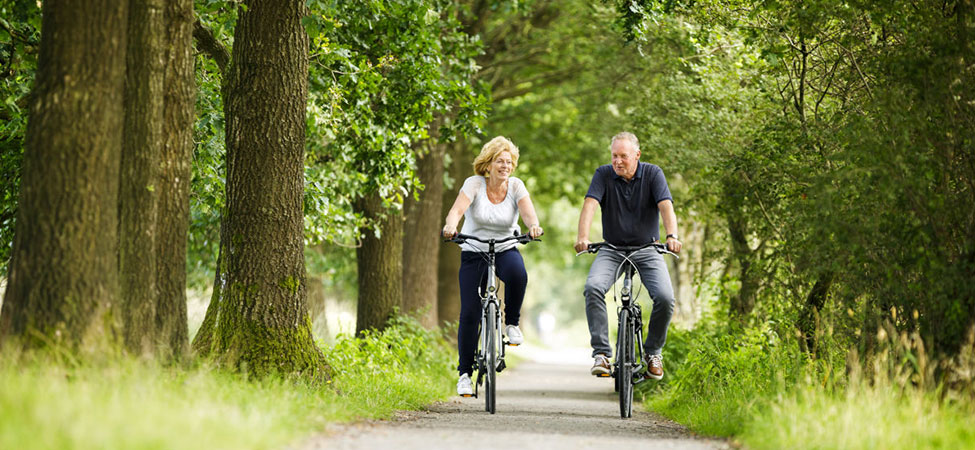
[442,136,543,396]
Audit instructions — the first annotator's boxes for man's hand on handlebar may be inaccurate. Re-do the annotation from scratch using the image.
[665,236,682,254]
[574,239,590,254]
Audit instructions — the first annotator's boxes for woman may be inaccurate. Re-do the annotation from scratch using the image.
[442,136,543,397]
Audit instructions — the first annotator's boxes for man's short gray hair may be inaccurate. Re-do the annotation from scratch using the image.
[610,132,639,151]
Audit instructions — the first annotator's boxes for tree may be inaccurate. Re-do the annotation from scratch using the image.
[192,0,328,379]
[0,0,127,349]
[355,194,404,333]
[153,0,194,360]
[119,0,165,355]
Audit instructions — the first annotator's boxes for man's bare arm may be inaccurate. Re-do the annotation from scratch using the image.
[658,199,682,253]
[575,197,599,253]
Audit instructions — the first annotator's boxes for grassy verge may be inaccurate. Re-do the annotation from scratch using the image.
[642,325,975,449]
[0,316,455,450]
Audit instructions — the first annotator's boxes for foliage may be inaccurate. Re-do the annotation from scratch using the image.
[323,314,455,405]
[0,0,39,276]
[0,315,455,450]
[644,320,818,435]
[601,0,975,363]
[302,0,485,241]
[184,0,486,287]
[645,317,975,448]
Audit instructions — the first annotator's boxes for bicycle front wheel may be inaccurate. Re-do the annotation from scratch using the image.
[618,308,634,418]
[484,301,498,414]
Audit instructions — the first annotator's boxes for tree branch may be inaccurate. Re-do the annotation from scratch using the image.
[193,18,230,74]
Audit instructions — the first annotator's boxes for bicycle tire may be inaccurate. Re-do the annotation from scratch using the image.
[618,308,634,418]
[485,301,497,414]
[614,319,622,393]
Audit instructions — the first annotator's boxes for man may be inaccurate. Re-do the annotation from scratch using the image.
[574,132,682,380]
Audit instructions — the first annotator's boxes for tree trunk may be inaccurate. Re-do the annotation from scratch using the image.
[401,130,445,328]
[798,271,834,356]
[0,0,127,349]
[119,0,165,356]
[154,0,194,360]
[193,0,327,379]
[355,193,403,334]
[727,215,758,322]
[437,141,468,330]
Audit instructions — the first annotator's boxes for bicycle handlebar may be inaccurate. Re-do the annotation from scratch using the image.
[443,232,540,247]
[577,241,679,259]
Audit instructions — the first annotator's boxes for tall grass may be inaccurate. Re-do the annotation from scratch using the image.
[644,322,975,449]
[0,316,455,450]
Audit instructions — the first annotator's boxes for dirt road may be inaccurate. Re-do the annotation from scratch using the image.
[300,346,727,450]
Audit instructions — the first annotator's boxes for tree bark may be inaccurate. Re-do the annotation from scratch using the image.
[355,193,403,334]
[798,271,833,356]
[727,214,758,322]
[192,0,328,379]
[119,0,165,356]
[401,126,445,328]
[154,0,194,361]
[0,0,127,349]
[437,141,468,330]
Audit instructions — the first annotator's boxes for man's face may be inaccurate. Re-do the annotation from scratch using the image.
[611,140,640,180]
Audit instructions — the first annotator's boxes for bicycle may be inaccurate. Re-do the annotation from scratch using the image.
[578,241,678,418]
[443,232,538,414]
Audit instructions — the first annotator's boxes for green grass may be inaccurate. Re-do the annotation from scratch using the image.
[644,325,975,449]
[0,316,455,450]
[742,385,975,450]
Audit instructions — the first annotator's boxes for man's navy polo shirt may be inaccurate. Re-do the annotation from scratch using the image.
[585,162,673,246]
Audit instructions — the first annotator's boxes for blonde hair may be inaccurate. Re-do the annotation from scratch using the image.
[472,136,520,176]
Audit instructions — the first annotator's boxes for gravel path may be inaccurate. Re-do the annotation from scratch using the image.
[299,346,728,450]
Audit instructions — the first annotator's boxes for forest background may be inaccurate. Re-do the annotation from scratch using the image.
[1,0,973,449]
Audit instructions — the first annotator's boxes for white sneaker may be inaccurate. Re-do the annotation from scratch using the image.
[457,373,473,397]
[505,325,524,345]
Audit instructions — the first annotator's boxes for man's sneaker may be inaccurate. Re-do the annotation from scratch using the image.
[505,325,524,345]
[457,373,473,397]
[645,354,664,380]
[591,354,611,376]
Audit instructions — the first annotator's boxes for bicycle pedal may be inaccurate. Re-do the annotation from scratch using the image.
[460,394,474,398]
[596,373,611,378]
[506,342,520,347]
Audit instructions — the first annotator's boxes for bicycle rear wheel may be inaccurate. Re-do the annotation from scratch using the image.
[618,308,634,418]
[484,301,497,414]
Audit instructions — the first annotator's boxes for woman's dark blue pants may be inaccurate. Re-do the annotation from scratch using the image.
[457,248,527,376]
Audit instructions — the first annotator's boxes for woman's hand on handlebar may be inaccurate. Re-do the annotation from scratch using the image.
[442,224,458,239]
[528,224,543,239]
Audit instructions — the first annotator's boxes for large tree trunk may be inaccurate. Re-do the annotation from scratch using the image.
[192,0,327,379]
[119,0,165,356]
[437,141,467,330]
[401,130,445,328]
[355,193,403,334]
[154,0,194,360]
[0,0,127,349]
